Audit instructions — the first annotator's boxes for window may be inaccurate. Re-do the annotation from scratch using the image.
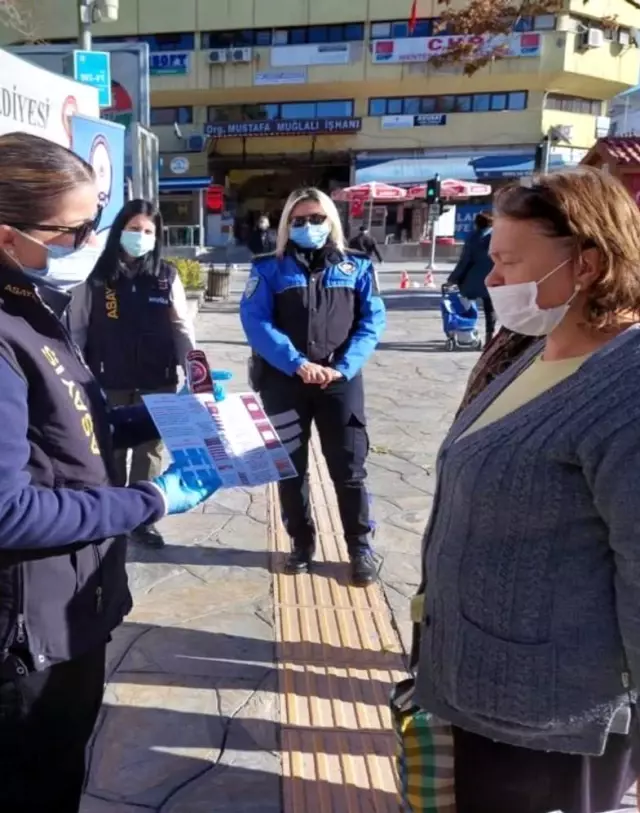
[368,91,529,117]
[207,99,355,122]
[202,29,273,48]
[546,93,603,116]
[142,32,195,51]
[370,18,435,38]
[268,23,364,45]
[150,106,193,126]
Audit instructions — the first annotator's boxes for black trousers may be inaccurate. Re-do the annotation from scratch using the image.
[453,725,637,813]
[260,371,372,556]
[0,645,106,813]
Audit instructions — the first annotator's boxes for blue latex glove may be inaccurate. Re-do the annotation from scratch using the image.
[152,463,222,515]
[179,369,233,401]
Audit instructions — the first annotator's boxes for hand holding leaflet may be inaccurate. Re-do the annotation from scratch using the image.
[151,462,221,515]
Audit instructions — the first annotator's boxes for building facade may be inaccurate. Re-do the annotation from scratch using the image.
[4,0,638,245]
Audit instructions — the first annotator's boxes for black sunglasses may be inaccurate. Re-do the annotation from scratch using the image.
[9,207,103,249]
[290,214,327,228]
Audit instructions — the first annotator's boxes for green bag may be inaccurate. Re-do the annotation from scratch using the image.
[391,676,456,812]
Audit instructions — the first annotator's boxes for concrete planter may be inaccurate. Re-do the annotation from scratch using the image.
[185,290,204,320]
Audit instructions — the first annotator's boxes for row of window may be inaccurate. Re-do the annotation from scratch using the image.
[545,93,604,116]
[84,15,558,52]
[150,91,609,125]
[369,91,529,116]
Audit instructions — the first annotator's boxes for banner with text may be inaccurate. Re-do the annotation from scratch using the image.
[372,32,541,63]
[204,117,362,138]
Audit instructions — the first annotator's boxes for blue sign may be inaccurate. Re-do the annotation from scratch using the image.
[415,114,447,127]
[70,115,125,233]
[150,51,190,75]
[455,203,486,242]
[68,50,112,108]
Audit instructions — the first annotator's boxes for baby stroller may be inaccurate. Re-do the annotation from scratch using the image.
[440,284,482,351]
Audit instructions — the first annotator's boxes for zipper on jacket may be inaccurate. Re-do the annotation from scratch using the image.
[15,614,26,645]
[92,546,104,614]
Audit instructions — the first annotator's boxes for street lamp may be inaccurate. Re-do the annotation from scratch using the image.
[77,0,119,50]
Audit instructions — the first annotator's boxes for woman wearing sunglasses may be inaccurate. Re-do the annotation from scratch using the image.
[240,187,386,585]
[0,132,220,812]
[68,199,197,549]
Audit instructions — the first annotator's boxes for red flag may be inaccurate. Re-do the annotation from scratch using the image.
[408,0,418,34]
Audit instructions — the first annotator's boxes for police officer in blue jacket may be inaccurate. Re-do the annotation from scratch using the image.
[240,188,386,585]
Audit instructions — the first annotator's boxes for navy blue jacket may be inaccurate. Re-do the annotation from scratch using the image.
[0,264,166,675]
[449,228,493,300]
[85,261,179,390]
[240,243,385,380]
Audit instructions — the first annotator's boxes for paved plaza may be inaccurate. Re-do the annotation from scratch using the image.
[80,266,635,812]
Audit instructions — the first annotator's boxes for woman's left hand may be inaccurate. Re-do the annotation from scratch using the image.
[320,369,344,389]
[179,369,233,401]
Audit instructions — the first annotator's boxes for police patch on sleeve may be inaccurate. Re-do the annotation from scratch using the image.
[244,276,259,298]
[338,261,356,274]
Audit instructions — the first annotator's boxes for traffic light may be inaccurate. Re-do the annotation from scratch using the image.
[426,176,441,204]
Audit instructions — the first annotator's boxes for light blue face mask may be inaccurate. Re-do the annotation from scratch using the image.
[289,222,331,250]
[19,241,102,293]
[120,230,157,258]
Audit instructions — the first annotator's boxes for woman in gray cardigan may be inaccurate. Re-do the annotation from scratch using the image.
[417,168,640,813]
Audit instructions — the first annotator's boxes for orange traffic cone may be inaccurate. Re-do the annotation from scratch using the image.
[400,271,410,289]
[424,270,436,289]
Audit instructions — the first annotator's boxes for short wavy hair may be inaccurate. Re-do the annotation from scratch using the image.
[494,168,640,329]
[276,187,346,256]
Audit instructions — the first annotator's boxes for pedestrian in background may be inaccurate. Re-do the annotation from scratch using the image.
[0,132,220,813]
[349,224,383,263]
[248,214,276,256]
[415,168,640,813]
[448,211,495,345]
[240,187,386,585]
[69,199,196,549]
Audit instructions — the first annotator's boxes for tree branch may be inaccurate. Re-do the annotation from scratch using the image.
[429,0,563,75]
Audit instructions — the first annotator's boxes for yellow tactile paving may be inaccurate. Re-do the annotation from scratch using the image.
[269,433,407,811]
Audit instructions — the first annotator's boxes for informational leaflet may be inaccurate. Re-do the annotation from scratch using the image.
[142,391,297,488]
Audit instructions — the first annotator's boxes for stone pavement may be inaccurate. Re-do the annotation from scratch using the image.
[81,274,635,811]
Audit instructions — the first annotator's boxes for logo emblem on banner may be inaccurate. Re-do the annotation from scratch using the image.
[89,134,113,209]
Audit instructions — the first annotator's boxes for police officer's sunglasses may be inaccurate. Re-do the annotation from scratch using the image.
[289,214,327,228]
[9,207,103,250]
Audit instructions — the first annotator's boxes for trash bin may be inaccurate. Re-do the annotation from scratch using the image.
[205,265,232,300]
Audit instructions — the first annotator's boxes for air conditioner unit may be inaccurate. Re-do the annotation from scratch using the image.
[187,135,205,151]
[230,47,252,63]
[208,49,228,64]
[578,27,605,49]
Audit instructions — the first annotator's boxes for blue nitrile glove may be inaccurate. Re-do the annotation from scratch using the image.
[151,463,222,515]
[179,369,233,401]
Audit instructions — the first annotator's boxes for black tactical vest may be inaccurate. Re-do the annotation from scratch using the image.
[0,264,131,674]
[85,261,179,390]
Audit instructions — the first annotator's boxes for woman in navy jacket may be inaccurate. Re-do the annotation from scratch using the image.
[0,132,219,812]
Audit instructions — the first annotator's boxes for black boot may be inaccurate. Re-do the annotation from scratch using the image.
[350,550,378,586]
[284,546,313,574]
[133,524,165,549]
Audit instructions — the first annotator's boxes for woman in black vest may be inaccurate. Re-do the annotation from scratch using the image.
[0,132,220,812]
[69,199,197,548]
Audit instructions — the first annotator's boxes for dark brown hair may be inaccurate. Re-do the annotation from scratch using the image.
[475,210,493,230]
[494,168,640,329]
[0,132,95,227]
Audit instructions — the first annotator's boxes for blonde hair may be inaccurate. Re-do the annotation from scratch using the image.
[276,187,346,256]
[494,167,640,330]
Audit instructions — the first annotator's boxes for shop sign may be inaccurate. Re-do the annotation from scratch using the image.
[150,52,190,75]
[204,117,362,138]
[170,156,189,174]
[381,113,447,129]
[271,43,350,68]
[254,69,307,85]
[372,31,541,63]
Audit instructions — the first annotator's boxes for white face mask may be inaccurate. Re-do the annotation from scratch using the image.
[488,258,578,336]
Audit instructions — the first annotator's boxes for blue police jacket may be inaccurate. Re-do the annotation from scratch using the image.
[240,243,386,380]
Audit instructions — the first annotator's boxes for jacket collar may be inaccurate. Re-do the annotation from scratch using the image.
[285,240,345,271]
[0,263,71,318]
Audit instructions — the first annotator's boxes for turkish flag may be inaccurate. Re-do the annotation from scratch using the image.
[408,0,418,34]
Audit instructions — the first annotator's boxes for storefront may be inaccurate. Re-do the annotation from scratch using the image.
[159,152,211,248]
